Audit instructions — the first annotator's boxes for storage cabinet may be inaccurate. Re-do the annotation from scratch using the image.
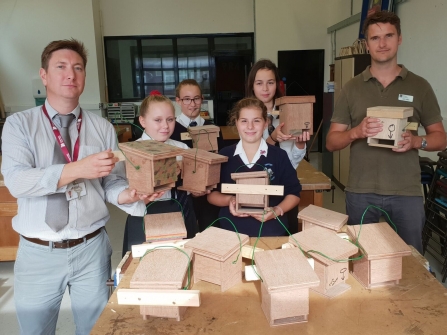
[332,55,370,189]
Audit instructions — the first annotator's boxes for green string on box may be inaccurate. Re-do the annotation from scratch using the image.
[140,245,192,290]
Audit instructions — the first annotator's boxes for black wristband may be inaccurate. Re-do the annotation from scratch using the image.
[269,135,278,143]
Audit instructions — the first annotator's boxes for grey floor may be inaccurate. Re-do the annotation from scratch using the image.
[0,152,446,334]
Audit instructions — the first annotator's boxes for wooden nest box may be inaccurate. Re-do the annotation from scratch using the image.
[274,96,316,136]
[185,125,220,152]
[144,211,186,242]
[290,226,358,298]
[347,222,412,289]
[184,227,249,292]
[366,106,414,148]
[298,204,348,232]
[221,171,284,214]
[178,148,228,193]
[119,140,184,194]
[128,248,195,321]
[254,248,320,326]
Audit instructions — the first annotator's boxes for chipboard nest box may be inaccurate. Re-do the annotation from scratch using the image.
[254,248,320,326]
[221,171,284,214]
[298,204,348,232]
[187,125,220,152]
[184,227,249,292]
[129,248,194,321]
[119,140,184,194]
[290,226,358,298]
[144,211,187,242]
[178,148,228,193]
[366,106,414,148]
[347,222,412,289]
[275,96,316,136]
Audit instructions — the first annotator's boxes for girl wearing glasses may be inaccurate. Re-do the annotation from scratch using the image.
[171,79,222,232]
[208,98,301,237]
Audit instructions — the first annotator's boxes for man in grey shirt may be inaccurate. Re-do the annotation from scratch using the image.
[1,39,160,335]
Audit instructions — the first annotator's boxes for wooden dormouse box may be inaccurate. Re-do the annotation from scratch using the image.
[290,226,358,298]
[298,204,348,232]
[187,125,220,152]
[222,171,283,215]
[274,96,316,136]
[129,248,193,321]
[346,222,412,289]
[144,212,186,242]
[366,106,414,148]
[254,248,320,326]
[119,140,184,194]
[178,148,228,193]
[184,227,249,292]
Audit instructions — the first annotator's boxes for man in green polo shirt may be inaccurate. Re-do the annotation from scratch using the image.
[326,11,445,253]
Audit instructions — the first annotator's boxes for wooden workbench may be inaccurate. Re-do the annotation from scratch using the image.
[0,156,19,261]
[92,237,447,335]
[297,159,331,210]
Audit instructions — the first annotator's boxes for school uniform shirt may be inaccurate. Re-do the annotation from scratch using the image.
[172,113,217,149]
[262,115,306,170]
[137,132,188,202]
[217,139,302,237]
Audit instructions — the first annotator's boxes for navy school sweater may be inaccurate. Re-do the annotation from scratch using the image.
[216,143,301,237]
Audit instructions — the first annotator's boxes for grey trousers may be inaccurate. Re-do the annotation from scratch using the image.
[345,192,425,253]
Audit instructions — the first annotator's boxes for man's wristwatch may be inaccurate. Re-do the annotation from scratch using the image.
[421,137,427,150]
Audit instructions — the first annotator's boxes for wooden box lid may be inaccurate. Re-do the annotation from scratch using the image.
[346,222,412,260]
[130,248,193,289]
[184,226,249,261]
[254,248,320,292]
[181,148,229,164]
[366,106,413,119]
[119,140,184,160]
[290,226,358,265]
[275,96,316,106]
[298,205,348,230]
[145,212,187,242]
[188,125,220,135]
[231,171,269,181]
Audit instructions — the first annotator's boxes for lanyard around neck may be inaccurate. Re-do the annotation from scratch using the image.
[42,104,82,163]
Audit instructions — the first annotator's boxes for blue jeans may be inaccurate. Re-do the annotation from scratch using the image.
[345,192,425,253]
[14,229,112,335]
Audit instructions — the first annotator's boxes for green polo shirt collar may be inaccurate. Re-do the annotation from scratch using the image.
[362,64,409,81]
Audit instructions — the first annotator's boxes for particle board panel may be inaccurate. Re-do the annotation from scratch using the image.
[276,96,315,136]
[130,248,193,289]
[254,248,320,292]
[346,223,412,260]
[366,106,413,119]
[188,125,219,152]
[184,227,249,261]
[0,203,17,216]
[0,216,19,246]
[290,226,358,266]
[370,257,402,284]
[140,305,187,321]
[144,212,187,242]
[119,140,183,194]
[298,205,348,231]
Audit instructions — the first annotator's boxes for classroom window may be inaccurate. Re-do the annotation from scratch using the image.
[104,34,254,103]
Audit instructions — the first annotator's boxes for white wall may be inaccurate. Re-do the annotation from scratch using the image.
[0,0,102,114]
[100,0,254,36]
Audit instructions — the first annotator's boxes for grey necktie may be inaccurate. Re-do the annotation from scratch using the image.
[45,114,74,232]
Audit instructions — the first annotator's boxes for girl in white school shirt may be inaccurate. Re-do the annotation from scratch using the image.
[122,94,202,255]
[208,98,301,237]
[246,59,309,233]
[246,59,309,168]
